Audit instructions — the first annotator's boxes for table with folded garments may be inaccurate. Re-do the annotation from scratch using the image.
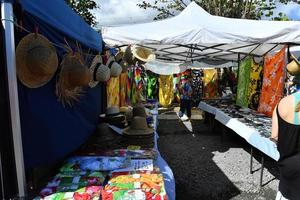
[35,104,175,200]
[198,99,279,187]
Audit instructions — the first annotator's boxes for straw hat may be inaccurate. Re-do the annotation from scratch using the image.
[16,33,58,88]
[120,106,133,121]
[123,45,134,65]
[132,105,147,118]
[115,51,129,73]
[132,45,155,63]
[99,106,127,127]
[56,52,91,106]
[123,116,154,136]
[287,54,300,75]
[89,55,111,88]
[106,56,122,77]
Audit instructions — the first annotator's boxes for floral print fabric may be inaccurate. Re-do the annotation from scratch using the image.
[248,60,263,110]
[107,77,120,107]
[236,58,252,108]
[258,47,286,117]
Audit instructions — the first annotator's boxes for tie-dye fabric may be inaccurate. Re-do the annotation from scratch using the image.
[107,77,120,107]
[159,75,174,107]
[248,60,263,110]
[258,47,286,117]
[203,69,218,98]
[236,58,252,108]
[119,73,127,107]
[147,72,158,100]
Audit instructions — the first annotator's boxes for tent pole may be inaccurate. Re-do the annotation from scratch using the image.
[1,1,26,197]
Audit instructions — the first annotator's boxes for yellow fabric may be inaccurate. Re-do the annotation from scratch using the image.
[159,75,174,107]
[203,69,218,98]
[119,73,127,107]
[107,77,120,107]
[248,61,263,109]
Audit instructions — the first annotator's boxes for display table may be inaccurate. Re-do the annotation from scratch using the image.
[198,101,279,187]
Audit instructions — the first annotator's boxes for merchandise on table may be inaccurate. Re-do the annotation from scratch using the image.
[258,47,286,117]
[236,57,252,108]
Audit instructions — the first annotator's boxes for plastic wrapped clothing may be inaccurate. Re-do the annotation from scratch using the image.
[159,75,174,107]
[203,69,218,98]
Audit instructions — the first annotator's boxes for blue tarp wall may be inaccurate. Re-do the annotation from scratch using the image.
[17,0,104,168]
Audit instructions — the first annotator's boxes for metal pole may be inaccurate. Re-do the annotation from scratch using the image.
[260,156,265,188]
[1,1,26,197]
[250,147,253,174]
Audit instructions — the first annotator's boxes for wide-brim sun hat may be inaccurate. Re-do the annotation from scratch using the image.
[56,51,91,106]
[123,116,153,136]
[106,56,122,77]
[132,45,156,63]
[100,106,122,118]
[132,105,147,118]
[16,33,58,88]
[287,54,300,75]
[89,55,111,88]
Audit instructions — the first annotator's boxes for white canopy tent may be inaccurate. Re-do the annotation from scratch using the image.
[102,2,300,63]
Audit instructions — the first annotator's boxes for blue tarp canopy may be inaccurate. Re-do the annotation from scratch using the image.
[17,0,104,168]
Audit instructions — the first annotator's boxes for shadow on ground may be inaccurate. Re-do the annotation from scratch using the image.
[157,110,278,200]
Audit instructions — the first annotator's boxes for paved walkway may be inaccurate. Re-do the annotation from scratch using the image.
[157,108,279,200]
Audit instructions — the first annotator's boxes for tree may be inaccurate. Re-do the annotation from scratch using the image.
[137,0,296,20]
[65,0,98,26]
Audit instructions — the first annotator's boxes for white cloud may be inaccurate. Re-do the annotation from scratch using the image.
[92,0,158,28]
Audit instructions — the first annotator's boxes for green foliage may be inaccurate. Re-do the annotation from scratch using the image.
[65,0,98,26]
[138,0,296,20]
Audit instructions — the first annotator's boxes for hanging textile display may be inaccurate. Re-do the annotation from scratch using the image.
[119,73,127,107]
[236,58,252,108]
[173,74,181,103]
[248,60,263,110]
[191,69,203,106]
[203,69,218,98]
[258,47,286,116]
[147,71,159,100]
[107,77,120,107]
[159,75,174,107]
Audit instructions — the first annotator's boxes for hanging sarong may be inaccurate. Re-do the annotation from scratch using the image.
[236,58,252,108]
[107,77,120,107]
[159,75,174,107]
[248,60,263,110]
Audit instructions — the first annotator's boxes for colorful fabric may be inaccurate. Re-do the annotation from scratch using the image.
[173,74,181,103]
[203,69,218,98]
[107,77,120,107]
[248,60,263,110]
[134,67,143,90]
[119,73,127,107]
[236,58,252,108]
[159,75,174,107]
[147,72,158,100]
[191,69,203,106]
[258,47,286,117]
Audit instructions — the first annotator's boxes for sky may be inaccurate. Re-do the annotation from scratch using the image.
[92,0,300,29]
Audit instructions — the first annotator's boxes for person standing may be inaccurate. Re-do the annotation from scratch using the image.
[271,91,300,200]
[179,76,193,121]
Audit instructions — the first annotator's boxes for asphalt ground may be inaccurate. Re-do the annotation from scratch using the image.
[157,108,279,200]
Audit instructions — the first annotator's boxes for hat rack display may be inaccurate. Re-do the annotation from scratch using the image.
[89,55,111,88]
[16,33,58,88]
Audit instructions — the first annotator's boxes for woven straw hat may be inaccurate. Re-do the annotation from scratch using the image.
[132,105,147,118]
[89,55,111,88]
[16,33,58,88]
[106,56,122,77]
[287,54,300,75]
[123,45,134,65]
[120,106,133,121]
[132,45,155,63]
[123,116,153,136]
[56,52,91,106]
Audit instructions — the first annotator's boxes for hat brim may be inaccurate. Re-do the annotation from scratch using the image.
[89,55,103,88]
[123,127,154,136]
[132,46,156,63]
[16,33,58,88]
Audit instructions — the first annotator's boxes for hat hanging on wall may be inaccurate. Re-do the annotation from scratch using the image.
[123,45,134,65]
[287,54,300,76]
[56,51,91,106]
[16,33,58,88]
[132,45,156,64]
[106,55,122,77]
[89,55,111,88]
